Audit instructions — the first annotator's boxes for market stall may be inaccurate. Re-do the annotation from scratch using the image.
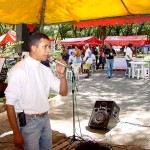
[104,35,149,46]
[0,31,16,46]
[59,36,102,46]
[113,57,127,70]
[104,35,149,70]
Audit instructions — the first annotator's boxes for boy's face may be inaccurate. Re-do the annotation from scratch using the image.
[31,38,51,61]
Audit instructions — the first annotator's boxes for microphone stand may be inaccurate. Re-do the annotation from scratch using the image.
[67,67,84,149]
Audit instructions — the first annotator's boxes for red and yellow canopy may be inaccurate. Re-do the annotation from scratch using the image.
[0,0,150,24]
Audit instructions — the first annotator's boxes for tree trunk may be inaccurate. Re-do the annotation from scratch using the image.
[100,26,106,45]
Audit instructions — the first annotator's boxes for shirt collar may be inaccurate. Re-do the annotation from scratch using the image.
[26,56,41,67]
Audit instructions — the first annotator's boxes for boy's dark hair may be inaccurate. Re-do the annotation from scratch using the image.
[75,141,110,150]
[108,43,112,47]
[128,43,133,47]
[28,32,49,51]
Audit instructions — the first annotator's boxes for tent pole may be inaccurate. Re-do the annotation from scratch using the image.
[40,0,46,32]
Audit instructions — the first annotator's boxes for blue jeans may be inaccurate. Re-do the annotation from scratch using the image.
[106,59,114,77]
[126,60,131,67]
[20,114,52,150]
[76,57,81,63]
[97,57,105,69]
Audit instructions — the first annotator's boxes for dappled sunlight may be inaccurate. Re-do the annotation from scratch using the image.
[49,70,150,149]
[0,131,12,138]
[105,122,150,146]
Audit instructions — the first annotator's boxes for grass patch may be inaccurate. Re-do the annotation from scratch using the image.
[0,97,6,103]
[48,93,57,99]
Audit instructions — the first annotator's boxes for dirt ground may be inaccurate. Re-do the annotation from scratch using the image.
[0,70,150,149]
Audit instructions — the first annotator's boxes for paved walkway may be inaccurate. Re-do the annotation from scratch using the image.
[50,69,150,149]
[0,69,150,149]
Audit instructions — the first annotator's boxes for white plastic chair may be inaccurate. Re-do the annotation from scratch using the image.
[134,68,142,79]
[125,67,132,78]
[144,67,149,78]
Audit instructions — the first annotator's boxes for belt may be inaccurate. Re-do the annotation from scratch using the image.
[17,112,48,118]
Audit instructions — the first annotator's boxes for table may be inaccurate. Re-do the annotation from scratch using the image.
[132,58,150,78]
[113,57,127,70]
[129,61,147,79]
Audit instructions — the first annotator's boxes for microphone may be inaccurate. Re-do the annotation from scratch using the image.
[53,58,71,69]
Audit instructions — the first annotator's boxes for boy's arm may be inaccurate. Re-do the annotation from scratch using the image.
[6,104,24,149]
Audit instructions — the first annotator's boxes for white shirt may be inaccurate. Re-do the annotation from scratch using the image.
[5,56,60,114]
[90,54,96,64]
[84,48,91,64]
[68,48,76,55]
[68,55,77,64]
[125,47,133,60]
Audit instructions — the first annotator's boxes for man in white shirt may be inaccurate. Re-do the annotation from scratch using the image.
[83,44,91,78]
[5,33,68,150]
[125,43,133,67]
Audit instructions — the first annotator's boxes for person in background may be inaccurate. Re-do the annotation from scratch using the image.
[96,47,105,70]
[66,45,70,63]
[104,43,116,79]
[61,46,67,62]
[83,44,91,78]
[125,43,133,67]
[118,46,125,57]
[90,48,96,72]
[81,46,86,54]
[75,45,81,63]
[5,32,68,150]
[92,46,99,66]
[131,46,136,57]
[80,53,85,74]
[68,51,77,65]
[75,45,82,74]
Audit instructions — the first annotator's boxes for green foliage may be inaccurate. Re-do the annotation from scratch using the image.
[0,97,6,103]
[44,21,150,41]
[1,41,24,57]
[106,22,150,37]
[50,50,61,59]
[48,93,57,99]
[0,23,15,35]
